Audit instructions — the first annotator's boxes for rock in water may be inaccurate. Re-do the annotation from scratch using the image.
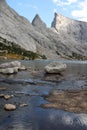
[45,62,67,74]
[0,61,21,68]
[0,61,26,74]
[4,104,16,111]
[0,67,18,74]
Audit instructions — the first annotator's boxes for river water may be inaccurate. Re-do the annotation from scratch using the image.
[0,60,87,130]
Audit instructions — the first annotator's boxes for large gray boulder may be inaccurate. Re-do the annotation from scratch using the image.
[0,61,21,68]
[44,62,67,74]
[0,67,18,74]
[0,61,26,74]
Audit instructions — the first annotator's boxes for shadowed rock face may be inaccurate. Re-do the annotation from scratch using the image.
[0,0,87,59]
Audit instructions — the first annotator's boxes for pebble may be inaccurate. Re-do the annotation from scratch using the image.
[0,87,7,91]
[0,94,14,100]
[4,104,16,111]
[4,95,14,100]
[19,103,28,107]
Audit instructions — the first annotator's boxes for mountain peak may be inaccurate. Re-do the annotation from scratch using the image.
[51,12,71,30]
[0,0,6,3]
[0,0,7,8]
[32,14,46,28]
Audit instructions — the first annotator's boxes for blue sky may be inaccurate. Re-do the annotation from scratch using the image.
[6,0,87,27]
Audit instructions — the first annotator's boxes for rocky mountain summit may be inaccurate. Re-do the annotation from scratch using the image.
[0,0,87,60]
[52,13,87,45]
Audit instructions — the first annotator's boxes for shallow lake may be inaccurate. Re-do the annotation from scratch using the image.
[0,60,87,130]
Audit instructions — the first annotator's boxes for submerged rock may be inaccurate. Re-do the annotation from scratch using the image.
[44,62,67,74]
[44,73,63,82]
[18,65,27,71]
[42,90,87,113]
[4,94,14,100]
[0,87,7,91]
[0,94,13,100]
[4,104,16,111]
[19,103,28,107]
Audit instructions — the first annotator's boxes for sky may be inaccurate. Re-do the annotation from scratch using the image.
[6,0,87,27]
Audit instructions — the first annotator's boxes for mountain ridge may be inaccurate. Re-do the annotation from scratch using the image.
[0,0,87,60]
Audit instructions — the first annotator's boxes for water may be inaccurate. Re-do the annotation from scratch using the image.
[0,60,87,130]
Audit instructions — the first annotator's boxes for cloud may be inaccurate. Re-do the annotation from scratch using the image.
[53,8,57,13]
[26,4,38,10]
[18,2,38,10]
[18,2,23,6]
[53,0,87,22]
[52,0,78,6]
[71,0,87,22]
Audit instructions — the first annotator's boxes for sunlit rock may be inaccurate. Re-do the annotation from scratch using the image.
[0,61,26,74]
[4,104,16,111]
[44,62,67,74]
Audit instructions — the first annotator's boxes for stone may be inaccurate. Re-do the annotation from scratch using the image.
[0,61,26,74]
[45,62,67,74]
[0,87,7,91]
[18,65,26,71]
[4,104,16,111]
[4,95,14,100]
[19,104,28,107]
[0,61,21,68]
[0,94,4,97]
[0,67,18,74]
[0,94,13,100]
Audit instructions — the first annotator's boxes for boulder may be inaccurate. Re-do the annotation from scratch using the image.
[0,67,18,74]
[44,62,67,74]
[0,61,26,74]
[0,61,21,68]
[18,65,27,71]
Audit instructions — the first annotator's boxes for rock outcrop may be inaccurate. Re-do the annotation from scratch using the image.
[0,0,87,60]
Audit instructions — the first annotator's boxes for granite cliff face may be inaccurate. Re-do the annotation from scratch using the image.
[0,0,87,60]
[51,13,87,45]
[0,0,37,52]
[51,13,87,58]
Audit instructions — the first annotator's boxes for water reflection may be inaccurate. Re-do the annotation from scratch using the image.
[48,110,87,129]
